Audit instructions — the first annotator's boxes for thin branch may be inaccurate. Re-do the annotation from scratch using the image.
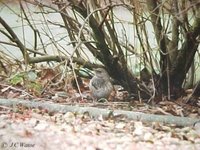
[0,16,29,63]
[28,55,102,69]
[0,41,45,56]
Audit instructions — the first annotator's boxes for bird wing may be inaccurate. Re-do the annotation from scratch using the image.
[91,78,106,89]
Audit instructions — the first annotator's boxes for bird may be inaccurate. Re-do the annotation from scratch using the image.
[89,68,113,100]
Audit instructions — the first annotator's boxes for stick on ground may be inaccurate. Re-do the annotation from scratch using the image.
[0,98,199,127]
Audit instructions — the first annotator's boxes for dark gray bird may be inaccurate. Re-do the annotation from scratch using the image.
[89,68,113,100]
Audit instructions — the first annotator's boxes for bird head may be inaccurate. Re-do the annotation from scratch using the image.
[94,68,110,80]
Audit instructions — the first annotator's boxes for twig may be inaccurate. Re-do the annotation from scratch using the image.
[0,17,29,62]
[0,84,34,98]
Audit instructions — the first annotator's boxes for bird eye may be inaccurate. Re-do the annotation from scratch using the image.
[96,70,101,73]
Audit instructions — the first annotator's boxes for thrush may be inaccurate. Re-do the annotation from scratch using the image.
[89,68,113,100]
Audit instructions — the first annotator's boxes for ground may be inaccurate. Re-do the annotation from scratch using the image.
[0,100,200,150]
[0,108,199,150]
[0,69,200,150]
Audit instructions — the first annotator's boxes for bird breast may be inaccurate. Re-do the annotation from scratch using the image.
[89,76,113,99]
